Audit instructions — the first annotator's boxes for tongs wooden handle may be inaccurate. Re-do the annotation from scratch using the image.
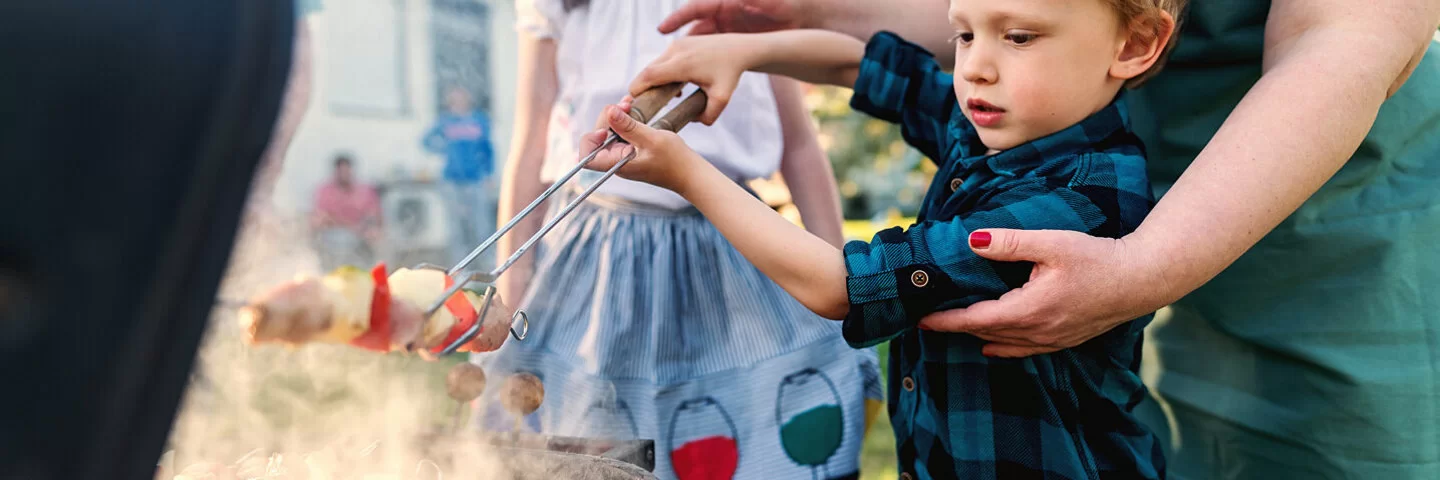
[421,83,709,356]
[647,85,709,133]
[628,82,686,125]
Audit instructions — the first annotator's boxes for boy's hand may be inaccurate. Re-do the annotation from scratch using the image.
[579,104,704,192]
[630,34,759,125]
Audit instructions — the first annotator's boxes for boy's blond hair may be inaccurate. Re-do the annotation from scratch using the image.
[1106,0,1188,88]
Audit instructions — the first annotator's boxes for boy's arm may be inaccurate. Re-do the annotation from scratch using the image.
[634,29,963,159]
[846,31,965,162]
[630,29,863,124]
[839,180,1127,348]
[581,105,1142,348]
[676,161,853,320]
[744,30,865,87]
[673,160,1139,348]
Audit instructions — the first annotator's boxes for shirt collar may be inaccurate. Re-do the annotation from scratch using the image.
[953,92,1133,173]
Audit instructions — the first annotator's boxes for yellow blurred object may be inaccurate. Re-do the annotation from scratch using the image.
[842,217,916,242]
[747,173,807,229]
[864,398,885,435]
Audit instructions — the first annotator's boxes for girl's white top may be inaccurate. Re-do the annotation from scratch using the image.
[517,0,785,209]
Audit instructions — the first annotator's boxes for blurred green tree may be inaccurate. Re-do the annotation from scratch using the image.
[802,85,937,221]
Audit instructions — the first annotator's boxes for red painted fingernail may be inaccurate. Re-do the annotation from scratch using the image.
[970,231,991,249]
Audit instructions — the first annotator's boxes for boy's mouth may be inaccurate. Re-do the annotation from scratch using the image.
[966,98,1004,113]
[966,98,1005,127]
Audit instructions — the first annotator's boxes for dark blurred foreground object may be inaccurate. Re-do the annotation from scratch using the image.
[0,1,295,479]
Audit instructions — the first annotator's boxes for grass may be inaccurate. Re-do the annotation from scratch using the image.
[860,341,898,480]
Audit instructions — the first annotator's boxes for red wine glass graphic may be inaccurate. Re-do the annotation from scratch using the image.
[667,396,740,480]
[776,368,844,480]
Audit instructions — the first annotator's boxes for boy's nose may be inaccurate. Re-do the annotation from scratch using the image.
[958,45,998,85]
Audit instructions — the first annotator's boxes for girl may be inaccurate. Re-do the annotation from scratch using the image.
[469,1,883,479]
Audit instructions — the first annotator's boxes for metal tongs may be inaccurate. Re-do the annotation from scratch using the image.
[417,82,710,356]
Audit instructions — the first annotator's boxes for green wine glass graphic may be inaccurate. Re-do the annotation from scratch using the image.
[775,368,844,480]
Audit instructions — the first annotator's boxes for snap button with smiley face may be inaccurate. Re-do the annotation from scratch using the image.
[910,269,929,288]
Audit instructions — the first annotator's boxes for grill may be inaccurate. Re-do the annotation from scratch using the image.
[161,432,656,480]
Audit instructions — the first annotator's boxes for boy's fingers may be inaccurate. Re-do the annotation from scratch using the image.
[580,127,611,149]
[582,140,629,172]
[604,105,655,145]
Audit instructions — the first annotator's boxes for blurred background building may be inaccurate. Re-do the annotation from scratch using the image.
[272,0,518,267]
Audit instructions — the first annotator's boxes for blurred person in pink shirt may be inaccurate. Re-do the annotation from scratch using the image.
[311,153,383,270]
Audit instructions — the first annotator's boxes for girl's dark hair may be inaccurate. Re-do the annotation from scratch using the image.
[562,0,589,12]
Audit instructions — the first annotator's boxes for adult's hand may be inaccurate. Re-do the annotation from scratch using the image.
[657,0,808,36]
[918,229,1180,358]
[658,0,957,69]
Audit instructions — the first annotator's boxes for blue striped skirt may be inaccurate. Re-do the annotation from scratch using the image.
[469,191,883,480]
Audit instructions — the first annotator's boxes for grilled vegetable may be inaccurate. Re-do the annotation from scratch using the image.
[500,373,545,417]
[236,263,513,355]
[446,362,489,402]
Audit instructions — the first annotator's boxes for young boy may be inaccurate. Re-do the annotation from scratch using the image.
[580,0,1184,477]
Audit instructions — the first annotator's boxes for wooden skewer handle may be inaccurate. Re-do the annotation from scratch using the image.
[627,83,685,124]
[651,89,709,134]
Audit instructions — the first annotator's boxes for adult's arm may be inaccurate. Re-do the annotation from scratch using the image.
[919,0,1440,357]
[494,33,559,305]
[656,0,956,69]
[769,76,845,247]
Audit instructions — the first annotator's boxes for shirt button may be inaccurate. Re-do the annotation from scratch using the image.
[900,473,914,480]
[910,270,929,288]
[949,177,963,191]
[902,376,915,392]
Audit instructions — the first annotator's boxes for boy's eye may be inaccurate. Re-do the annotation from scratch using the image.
[949,31,973,44]
[1006,32,1037,45]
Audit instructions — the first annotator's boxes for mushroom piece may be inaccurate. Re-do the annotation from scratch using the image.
[499,372,545,418]
[445,362,488,403]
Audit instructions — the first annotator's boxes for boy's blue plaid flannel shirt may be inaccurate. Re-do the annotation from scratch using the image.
[844,31,1166,480]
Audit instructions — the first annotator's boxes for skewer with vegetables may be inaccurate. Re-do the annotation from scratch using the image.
[235,263,516,357]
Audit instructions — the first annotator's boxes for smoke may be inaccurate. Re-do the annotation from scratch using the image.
[159,206,512,479]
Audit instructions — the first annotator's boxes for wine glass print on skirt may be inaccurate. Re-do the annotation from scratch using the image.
[776,368,846,480]
[667,396,740,480]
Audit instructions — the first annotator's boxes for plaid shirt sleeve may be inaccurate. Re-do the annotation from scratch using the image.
[841,179,1112,348]
[848,31,968,162]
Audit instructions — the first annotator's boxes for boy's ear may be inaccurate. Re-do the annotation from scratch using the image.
[1110,10,1177,82]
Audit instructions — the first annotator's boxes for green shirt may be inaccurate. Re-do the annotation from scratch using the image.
[1130,1,1440,477]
